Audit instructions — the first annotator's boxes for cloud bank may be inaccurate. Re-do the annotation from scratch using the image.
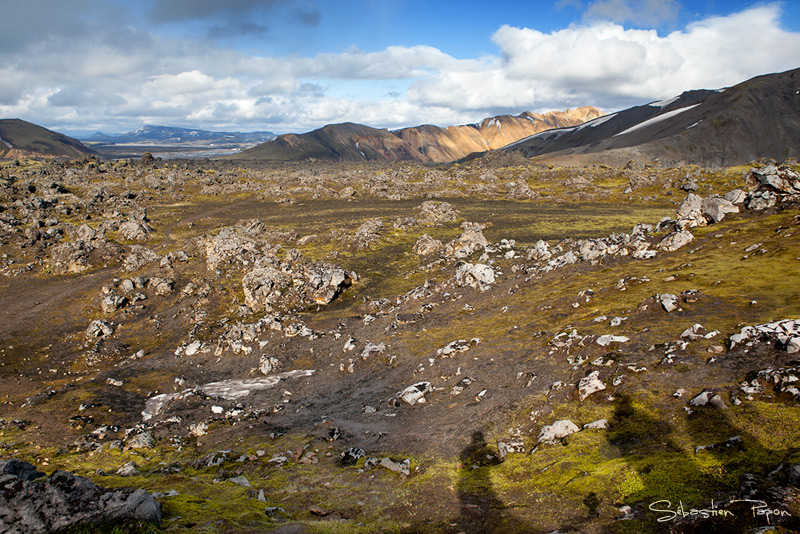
[0,2,797,134]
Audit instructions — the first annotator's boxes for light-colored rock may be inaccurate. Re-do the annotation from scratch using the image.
[258,355,280,375]
[583,419,609,430]
[596,335,629,347]
[412,234,444,256]
[455,263,495,290]
[116,461,139,477]
[497,436,525,460]
[659,293,679,312]
[676,193,706,229]
[126,432,154,450]
[537,420,579,444]
[702,196,739,223]
[577,371,606,401]
[681,323,707,341]
[724,189,747,204]
[379,457,411,476]
[395,382,433,406]
[689,391,713,407]
[446,222,488,259]
[658,230,694,252]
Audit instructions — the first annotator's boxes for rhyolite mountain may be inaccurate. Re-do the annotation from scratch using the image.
[84,125,276,145]
[231,107,603,163]
[501,67,800,167]
[0,119,95,159]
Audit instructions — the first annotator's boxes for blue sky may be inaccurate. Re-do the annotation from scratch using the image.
[1,0,799,135]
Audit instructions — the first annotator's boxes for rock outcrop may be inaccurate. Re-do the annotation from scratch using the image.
[0,460,161,533]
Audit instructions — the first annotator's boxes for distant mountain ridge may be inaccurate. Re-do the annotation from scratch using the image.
[502,68,800,167]
[231,107,603,163]
[0,119,94,159]
[84,125,275,145]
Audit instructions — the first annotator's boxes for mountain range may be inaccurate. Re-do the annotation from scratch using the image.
[3,67,799,166]
[502,67,800,167]
[83,125,276,146]
[232,107,603,163]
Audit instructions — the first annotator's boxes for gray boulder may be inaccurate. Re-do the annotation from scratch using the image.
[445,222,488,259]
[723,189,747,204]
[0,459,44,482]
[676,193,706,229]
[412,234,444,256]
[702,196,739,223]
[417,201,458,225]
[746,164,800,195]
[455,262,495,291]
[0,462,161,534]
[242,266,288,311]
[578,371,606,401]
[117,220,151,241]
[537,420,579,444]
[658,230,694,252]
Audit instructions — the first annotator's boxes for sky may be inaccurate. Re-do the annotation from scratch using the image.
[1,0,799,136]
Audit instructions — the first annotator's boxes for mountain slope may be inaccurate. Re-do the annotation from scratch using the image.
[232,107,603,163]
[0,119,94,159]
[503,68,800,167]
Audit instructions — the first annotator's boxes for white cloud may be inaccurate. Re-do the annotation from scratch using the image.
[410,4,800,114]
[0,3,798,134]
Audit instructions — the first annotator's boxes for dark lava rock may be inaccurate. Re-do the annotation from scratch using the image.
[0,460,161,533]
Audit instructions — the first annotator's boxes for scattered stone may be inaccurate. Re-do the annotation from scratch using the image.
[309,504,328,517]
[417,201,458,225]
[496,436,525,461]
[446,222,488,259]
[596,335,629,347]
[676,193,705,229]
[100,293,127,314]
[394,382,433,406]
[437,338,480,357]
[116,461,139,477]
[702,196,739,223]
[0,459,44,481]
[352,218,384,250]
[729,319,800,351]
[189,422,208,437]
[379,457,411,476]
[126,432,154,450]
[455,262,495,290]
[361,342,386,360]
[412,234,444,256]
[451,377,475,395]
[681,323,707,341]
[341,447,366,466]
[577,371,606,401]
[537,420,579,444]
[85,319,113,339]
[658,293,679,312]
[583,419,609,430]
[658,230,694,252]
[228,476,251,487]
[689,391,714,407]
[259,355,281,375]
[264,506,289,521]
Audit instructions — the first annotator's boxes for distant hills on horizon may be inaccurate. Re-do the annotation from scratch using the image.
[3,67,799,166]
[81,125,276,146]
